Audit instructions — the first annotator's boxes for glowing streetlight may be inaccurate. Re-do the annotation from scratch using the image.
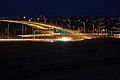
[23,16,26,19]
[29,19,31,21]
[37,18,40,21]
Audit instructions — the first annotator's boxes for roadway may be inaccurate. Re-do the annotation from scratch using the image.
[0,20,73,32]
[0,20,106,42]
[0,38,85,42]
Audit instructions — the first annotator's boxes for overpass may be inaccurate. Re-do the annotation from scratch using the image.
[0,20,78,34]
[0,20,96,42]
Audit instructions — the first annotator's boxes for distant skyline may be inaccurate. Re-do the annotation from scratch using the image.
[0,0,120,17]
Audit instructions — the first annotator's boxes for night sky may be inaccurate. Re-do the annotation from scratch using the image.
[0,0,120,16]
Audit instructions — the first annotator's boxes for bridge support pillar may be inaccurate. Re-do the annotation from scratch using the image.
[34,30,36,39]
[7,24,10,39]
[25,26,27,35]
[22,25,24,39]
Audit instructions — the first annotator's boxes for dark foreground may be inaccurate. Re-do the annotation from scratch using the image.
[0,38,120,80]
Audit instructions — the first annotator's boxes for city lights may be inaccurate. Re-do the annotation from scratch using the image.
[0,16,120,42]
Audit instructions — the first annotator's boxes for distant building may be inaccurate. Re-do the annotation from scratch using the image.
[112,27,120,34]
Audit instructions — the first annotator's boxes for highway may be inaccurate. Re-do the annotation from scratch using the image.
[0,38,85,42]
[0,20,66,30]
[0,20,110,42]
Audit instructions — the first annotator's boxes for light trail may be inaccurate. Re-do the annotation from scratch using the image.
[0,39,84,42]
[0,20,96,41]
[0,20,79,34]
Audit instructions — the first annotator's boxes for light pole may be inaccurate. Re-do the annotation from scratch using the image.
[68,19,71,29]
[106,29,107,35]
[23,16,26,19]
[37,18,40,22]
[43,16,47,24]
[92,23,95,33]
[98,26,101,35]
[29,19,31,22]
[98,26,99,34]
[23,16,26,21]
[68,16,71,29]
[83,22,85,33]
[78,27,81,39]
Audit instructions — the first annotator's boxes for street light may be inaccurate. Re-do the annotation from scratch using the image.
[37,18,40,21]
[29,19,31,21]
[98,26,101,34]
[106,29,108,35]
[68,19,71,29]
[68,16,71,29]
[92,23,95,33]
[23,16,26,19]
[83,22,85,33]
[43,16,47,24]
[78,27,81,39]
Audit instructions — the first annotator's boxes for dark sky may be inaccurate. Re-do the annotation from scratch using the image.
[0,0,120,16]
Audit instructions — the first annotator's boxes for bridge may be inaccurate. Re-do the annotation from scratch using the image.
[0,20,100,42]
